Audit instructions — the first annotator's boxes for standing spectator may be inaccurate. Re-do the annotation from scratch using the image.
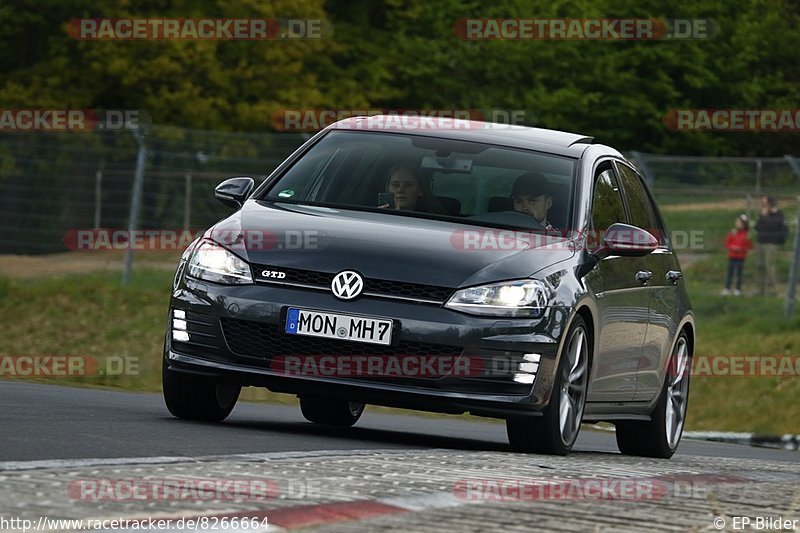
[755,196,788,296]
[722,214,752,296]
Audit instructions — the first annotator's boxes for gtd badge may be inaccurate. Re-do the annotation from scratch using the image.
[331,270,364,300]
[261,270,286,279]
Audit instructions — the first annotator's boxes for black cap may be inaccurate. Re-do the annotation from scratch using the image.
[511,172,554,198]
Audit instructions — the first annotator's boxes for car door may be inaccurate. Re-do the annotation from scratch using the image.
[614,162,681,401]
[585,162,649,402]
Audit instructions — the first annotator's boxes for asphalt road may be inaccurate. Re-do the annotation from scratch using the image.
[1,380,795,463]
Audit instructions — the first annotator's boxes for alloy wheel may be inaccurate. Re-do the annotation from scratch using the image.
[559,327,588,446]
[666,337,690,449]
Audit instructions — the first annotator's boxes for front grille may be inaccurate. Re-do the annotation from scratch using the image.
[253,264,454,304]
[262,267,333,287]
[365,278,452,302]
[220,318,462,361]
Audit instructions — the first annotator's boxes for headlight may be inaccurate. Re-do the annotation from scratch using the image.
[186,241,253,284]
[173,237,201,289]
[445,279,549,317]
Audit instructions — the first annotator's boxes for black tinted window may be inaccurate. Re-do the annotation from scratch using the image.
[591,167,627,237]
[616,163,662,242]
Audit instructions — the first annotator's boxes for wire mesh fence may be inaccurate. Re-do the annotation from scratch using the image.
[629,152,800,220]
[0,126,309,255]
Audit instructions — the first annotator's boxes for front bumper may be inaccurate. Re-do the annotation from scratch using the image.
[164,277,571,418]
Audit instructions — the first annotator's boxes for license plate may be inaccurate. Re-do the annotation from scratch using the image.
[285,308,393,346]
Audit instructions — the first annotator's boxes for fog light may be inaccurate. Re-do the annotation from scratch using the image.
[513,373,535,384]
[518,362,539,373]
[523,353,541,363]
[173,319,187,331]
[173,309,186,319]
[173,330,190,342]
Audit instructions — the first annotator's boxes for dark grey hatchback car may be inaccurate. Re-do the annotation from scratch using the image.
[163,116,694,457]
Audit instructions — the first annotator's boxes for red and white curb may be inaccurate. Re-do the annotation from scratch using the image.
[0,450,465,532]
[115,474,767,532]
[6,448,792,532]
[683,431,800,451]
[80,492,467,532]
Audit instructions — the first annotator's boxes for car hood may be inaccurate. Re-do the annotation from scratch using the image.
[207,200,575,288]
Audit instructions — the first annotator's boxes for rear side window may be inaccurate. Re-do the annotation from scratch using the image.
[615,162,664,243]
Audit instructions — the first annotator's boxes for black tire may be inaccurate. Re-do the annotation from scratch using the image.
[162,359,240,422]
[615,332,692,459]
[507,315,590,455]
[300,396,365,427]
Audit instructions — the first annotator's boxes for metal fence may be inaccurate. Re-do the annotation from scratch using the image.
[629,152,800,220]
[0,126,309,255]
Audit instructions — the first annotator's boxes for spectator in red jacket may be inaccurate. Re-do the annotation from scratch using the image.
[722,214,753,296]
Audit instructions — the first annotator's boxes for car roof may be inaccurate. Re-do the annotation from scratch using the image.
[326,115,594,158]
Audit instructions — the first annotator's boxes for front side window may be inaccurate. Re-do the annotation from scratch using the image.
[262,131,577,231]
[591,166,628,242]
[615,162,662,242]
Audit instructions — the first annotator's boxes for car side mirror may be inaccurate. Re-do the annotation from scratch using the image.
[215,177,254,209]
[594,223,658,259]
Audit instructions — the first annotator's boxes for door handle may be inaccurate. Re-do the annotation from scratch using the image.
[666,270,683,284]
[635,270,653,284]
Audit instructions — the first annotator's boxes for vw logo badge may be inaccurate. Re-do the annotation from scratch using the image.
[331,270,364,300]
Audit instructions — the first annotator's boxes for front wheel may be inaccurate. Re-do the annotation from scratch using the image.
[300,396,365,427]
[616,332,692,458]
[507,315,590,455]
[162,360,241,422]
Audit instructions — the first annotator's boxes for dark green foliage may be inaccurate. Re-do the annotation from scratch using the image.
[0,0,797,154]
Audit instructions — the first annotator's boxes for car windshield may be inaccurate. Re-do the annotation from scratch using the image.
[262,130,577,231]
